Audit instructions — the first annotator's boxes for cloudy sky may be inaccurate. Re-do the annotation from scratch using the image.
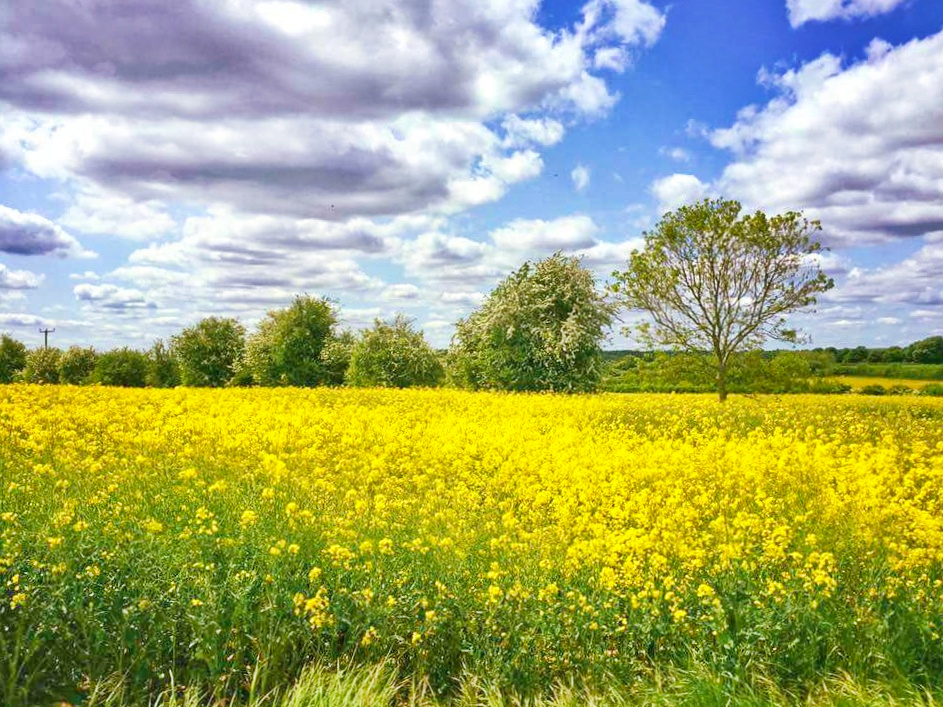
[1,0,942,350]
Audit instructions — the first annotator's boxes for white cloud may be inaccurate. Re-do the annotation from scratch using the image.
[650,173,708,213]
[59,187,176,240]
[0,205,94,258]
[571,164,591,192]
[786,0,910,27]
[382,284,421,300]
[712,31,943,245]
[73,283,153,310]
[0,264,44,290]
[660,147,691,162]
[501,116,566,149]
[491,215,600,252]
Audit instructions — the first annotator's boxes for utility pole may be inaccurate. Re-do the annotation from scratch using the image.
[39,327,55,349]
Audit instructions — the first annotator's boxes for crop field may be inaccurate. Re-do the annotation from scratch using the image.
[2,386,943,705]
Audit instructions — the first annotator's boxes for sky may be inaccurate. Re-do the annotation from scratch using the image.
[1,0,943,351]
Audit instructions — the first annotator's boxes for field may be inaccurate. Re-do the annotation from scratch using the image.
[2,386,943,705]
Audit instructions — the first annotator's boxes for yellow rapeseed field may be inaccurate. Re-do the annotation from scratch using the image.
[1,385,942,704]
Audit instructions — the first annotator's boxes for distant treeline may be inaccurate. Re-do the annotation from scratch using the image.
[600,336,943,396]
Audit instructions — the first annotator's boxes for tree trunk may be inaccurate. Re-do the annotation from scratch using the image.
[717,361,728,403]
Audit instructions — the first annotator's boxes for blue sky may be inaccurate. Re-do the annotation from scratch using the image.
[1,0,942,351]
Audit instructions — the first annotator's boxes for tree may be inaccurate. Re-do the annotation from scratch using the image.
[245,295,338,386]
[146,339,180,388]
[348,316,444,388]
[319,330,355,386]
[59,345,98,385]
[93,347,148,387]
[449,252,615,392]
[908,336,943,364]
[610,198,833,402]
[172,317,246,387]
[0,334,27,383]
[23,347,61,384]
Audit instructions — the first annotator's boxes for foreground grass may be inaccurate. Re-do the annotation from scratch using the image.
[81,662,943,706]
[2,386,943,704]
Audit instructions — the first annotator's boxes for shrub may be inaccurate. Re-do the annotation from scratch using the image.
[245,295,338,386]
[58,345,98,385]
[23,347,61,384]
[319,330,355,386]
[172,317,246,387]
[94,347,149,387]
[146,340,180,388]
[860,384,886,396]
[0,334,27,383]
[449,253,614,392]
[349,316,443,388]
[921,383,943,397]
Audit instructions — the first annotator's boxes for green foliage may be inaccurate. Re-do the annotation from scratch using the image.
[908,335,943,364]
[922,383,943,397]
[172,317,246,387]
[245,295,338,386]
[22,347,61,384]
[449,252,614,392]
[611,198,833,401]
[319,330,355,386]
[348,316,443,388]
[860,384,887,396]
[0,334,27,383]
[58,345,98,385]
[93,348,148,387]
[146,339,180,388]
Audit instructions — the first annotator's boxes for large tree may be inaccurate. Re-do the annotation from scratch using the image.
[449,252,615,392]
[610,198,833,402]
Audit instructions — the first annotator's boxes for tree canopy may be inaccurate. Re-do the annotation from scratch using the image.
[245,295,339,386]
[172,317,246,387]
[348,315,443,388]
[611,198,833,401]
[449,252,615,392]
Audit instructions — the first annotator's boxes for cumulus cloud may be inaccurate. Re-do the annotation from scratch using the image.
[712,31,943,245]
[59,187,176,240]
[0,205,94,257]
[0,263,44,290]
[490,216,599,251]
[786,0,910,27]
[571,164,591,192]
[0,312,55,328]
[828,241,943,307]
[73,283,153,310]
[651,173,708,213]
[0,0,665,222]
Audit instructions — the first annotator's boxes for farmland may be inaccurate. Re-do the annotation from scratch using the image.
[2,385,943,705]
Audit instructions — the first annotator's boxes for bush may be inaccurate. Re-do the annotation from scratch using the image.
[860,384,886,396]
[0,334,27,383]
[319,331,355,386]
[172,317,246,387]
[921,383,943,397]
[449,253,614,392]
[146,340,180,388]
[348,316,443,388]
[94,348,148,387]
[23,347,61,384]
[245,296,338,386]
[58,345,98,385]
